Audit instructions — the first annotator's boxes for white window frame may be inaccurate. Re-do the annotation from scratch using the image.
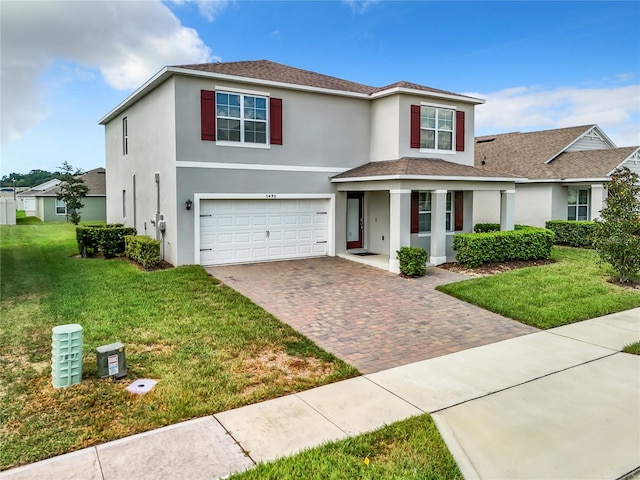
[122,117,128,155]
[568,188,590,221]
[55,199,66,216]
[418,191,453,234]
[419,103,455,154]
[215,90,269,148]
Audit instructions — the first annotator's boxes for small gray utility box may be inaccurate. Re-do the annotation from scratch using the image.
[96,342,127,379]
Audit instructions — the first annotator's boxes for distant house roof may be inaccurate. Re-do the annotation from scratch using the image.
[332,157,520,182]
[100,60,483,124]
[474,125,638,180]
[18,168,106,197]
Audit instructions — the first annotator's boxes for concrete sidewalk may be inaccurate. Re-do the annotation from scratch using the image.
[2,308,639,480]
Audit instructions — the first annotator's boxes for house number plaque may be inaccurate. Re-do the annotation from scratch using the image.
[265,194,277,198]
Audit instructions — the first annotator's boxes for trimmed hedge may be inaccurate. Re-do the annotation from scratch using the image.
[76,225,137,258]
[396,246,429,277]
[453,227,555,267]
[545,220,596,248]
[125,235,161,269]
[473,223,500,233]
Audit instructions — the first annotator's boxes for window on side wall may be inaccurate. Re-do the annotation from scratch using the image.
[568,188,590,221]
[55,199,66,215]
[123,117,128,155]
[216,92,267,144]
[420,106,454,151]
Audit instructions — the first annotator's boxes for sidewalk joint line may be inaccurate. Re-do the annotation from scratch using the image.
[210,415,258,468]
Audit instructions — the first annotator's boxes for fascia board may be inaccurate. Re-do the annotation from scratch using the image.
[370,87,485,105]
[516,177,610,184]
[607,147,640,176]
[331,174,522,183]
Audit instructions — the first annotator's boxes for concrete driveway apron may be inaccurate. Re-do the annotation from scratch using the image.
[206,257,538,374]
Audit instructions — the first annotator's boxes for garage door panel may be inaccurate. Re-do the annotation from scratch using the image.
[200,199,329,266]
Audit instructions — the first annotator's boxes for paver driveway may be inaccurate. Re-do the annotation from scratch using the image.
[206,257,539,374]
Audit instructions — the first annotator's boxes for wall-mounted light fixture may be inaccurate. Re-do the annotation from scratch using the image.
[185,199,193,211]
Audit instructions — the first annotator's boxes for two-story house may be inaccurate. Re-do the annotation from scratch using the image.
[99,60,519,272]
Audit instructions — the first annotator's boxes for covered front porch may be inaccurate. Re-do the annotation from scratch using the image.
[331,158,520,273]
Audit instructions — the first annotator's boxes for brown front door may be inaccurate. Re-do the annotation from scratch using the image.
[346,192,364,249]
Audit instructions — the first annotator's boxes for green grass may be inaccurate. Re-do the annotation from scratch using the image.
[436,246,640,329]
[229,415,462,480]
[16,210,26,219]
[16,215,43,225]
[622,341,640,355]
[0,223,359,469]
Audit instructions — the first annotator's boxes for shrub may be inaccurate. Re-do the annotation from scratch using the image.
[473,223,500,233]
[545,220,596,248]
[125,235,161,269]
[76,225,136,258]
[396,246,429,277]
[453,227,555,267]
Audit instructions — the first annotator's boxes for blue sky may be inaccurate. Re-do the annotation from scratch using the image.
[1,0,639,175]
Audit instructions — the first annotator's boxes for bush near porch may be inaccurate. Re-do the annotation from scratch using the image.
[453,226,554,267]
[545,220,596,248]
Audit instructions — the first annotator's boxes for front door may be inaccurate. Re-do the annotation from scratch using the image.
[346,192,364,249]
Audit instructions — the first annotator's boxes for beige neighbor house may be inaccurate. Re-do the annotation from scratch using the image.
[99,60,522,272]
[473,125,640,227]
[17,168,107,222]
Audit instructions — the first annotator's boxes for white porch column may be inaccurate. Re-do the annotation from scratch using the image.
[389,189,411,273]
[590,184,605,220]
[500,189,515,231]
[430,190,447,265]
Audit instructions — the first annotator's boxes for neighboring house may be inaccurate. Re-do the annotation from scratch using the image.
[99,60,521,272]
[17,168,107,222]
[473,125,640,227]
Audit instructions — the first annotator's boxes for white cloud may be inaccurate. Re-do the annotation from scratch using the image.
[343,0,379,14]
[171,0,230,22]
[0,0,215,143]
[469,84,640,147]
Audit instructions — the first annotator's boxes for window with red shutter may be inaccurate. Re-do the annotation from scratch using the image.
[456,111,465,151]
[411,191,419,233]
[200,90,216,141]
[410,105,421,148]
[270,98,282,145]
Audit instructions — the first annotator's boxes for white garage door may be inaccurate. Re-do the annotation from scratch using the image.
[199,198,329,266]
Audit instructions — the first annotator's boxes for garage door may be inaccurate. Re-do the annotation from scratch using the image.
[199,198,329,265]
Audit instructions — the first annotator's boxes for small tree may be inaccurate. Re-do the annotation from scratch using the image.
[592,167,640,283]
[57,162,88,225]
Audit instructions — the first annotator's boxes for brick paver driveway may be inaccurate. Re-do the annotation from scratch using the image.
[206,257,539,374]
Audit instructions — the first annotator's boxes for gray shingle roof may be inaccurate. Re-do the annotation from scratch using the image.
[332,157,519,180]
[21,168,106,197]
[474,125,639,179]
[175,60,476,99]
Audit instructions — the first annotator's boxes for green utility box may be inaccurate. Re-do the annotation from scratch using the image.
[96,342,127,379]
[51,324,83,388]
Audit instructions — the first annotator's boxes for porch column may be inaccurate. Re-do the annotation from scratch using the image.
[389,189,411,274]
[590,184,605,220]
[500,189,515,231]
[430,190,447,265]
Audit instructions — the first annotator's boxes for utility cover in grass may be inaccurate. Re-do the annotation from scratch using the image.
[126,379,158,395]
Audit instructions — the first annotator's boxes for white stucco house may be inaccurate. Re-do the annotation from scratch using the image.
[99,60,521,272]
[473,125,640,227]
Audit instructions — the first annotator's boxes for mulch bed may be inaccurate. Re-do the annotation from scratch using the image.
[437,259,556,277]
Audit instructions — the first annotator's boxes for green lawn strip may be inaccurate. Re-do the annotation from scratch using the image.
[622,342,640,355]
[0,224,358,469]
[436,246,640,329]
[15,210,26,219]
[229,414,462,480]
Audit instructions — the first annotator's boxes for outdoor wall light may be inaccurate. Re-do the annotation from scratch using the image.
[185,199,193,211]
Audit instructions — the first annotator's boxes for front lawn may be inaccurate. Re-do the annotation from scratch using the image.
[229,414,462,480]
[437,246,640,329]
[0,223,358,469]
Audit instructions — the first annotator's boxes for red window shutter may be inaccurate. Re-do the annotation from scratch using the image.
[270,97,283,145]
[411,191,419,233]
[201,90,216,141]
[454,191,464,231]
[410,105,421,149]
[455,110,465,151]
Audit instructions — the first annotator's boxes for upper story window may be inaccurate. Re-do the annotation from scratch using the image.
[216,92,267,144]
[421,107,453,151]
[122,117,128,155]
[568,188,589,221]
[411,105,465,152]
